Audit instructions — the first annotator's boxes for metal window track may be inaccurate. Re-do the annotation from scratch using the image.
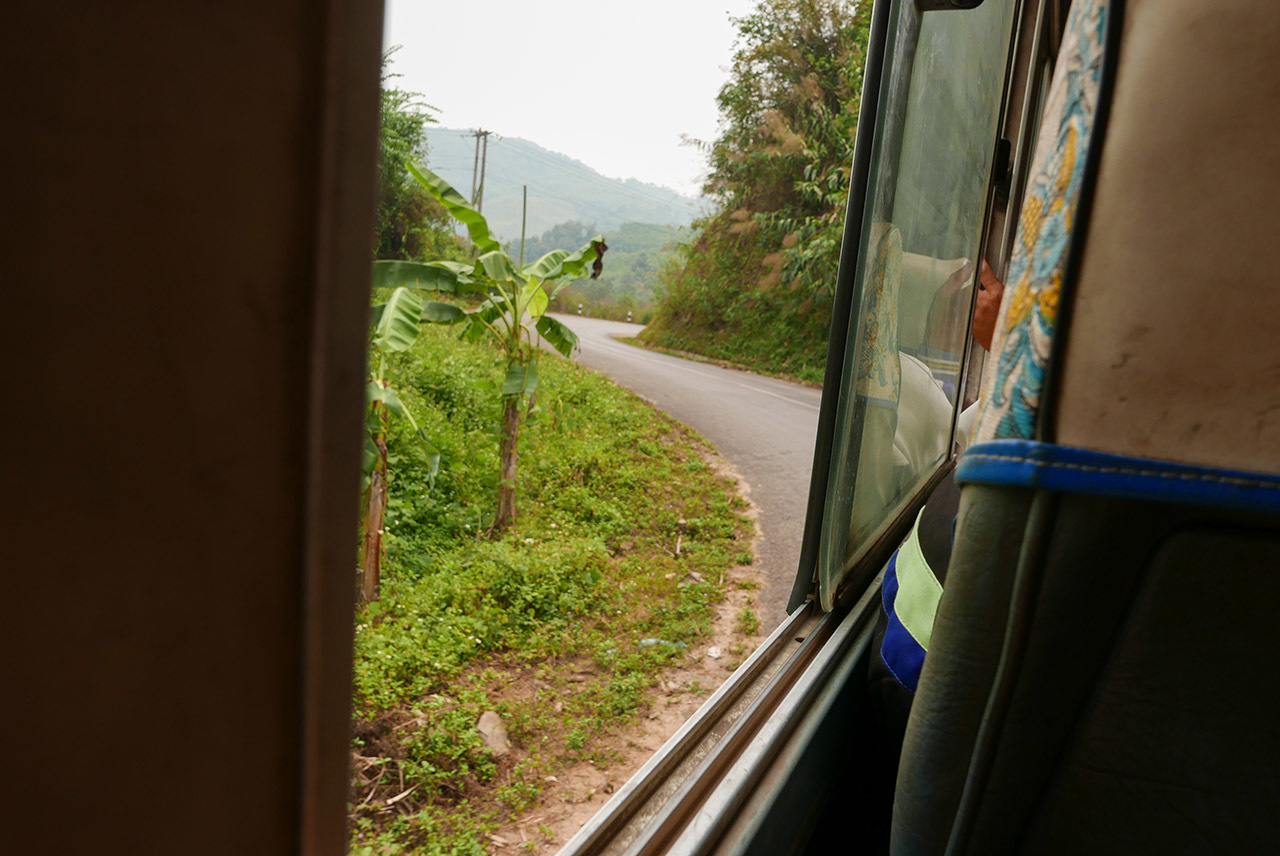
[558,604,817,856]
[558,574,882,856]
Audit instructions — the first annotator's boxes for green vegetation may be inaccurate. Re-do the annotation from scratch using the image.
[373,163,605,534]
[354,83,753,855]
[375,50,468,264]
[359,56,474,600]
[348,323,752,854]
[360,288,444,601]
[734,607,761,637]
[517,221,687,323]
[641,0,871,384]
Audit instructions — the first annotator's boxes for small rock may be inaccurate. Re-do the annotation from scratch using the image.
[554,701,564,712]
[544,776,558,783]
[678,571,705,587]
[707,646,723,659]
[664,572,676,580]
[477,710,510,757]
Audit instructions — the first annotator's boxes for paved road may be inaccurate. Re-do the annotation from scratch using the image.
[549,313,821,631]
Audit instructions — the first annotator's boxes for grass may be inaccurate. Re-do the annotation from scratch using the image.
[614,335,823,389]
[734,607,760,637]
[348,321,752,854]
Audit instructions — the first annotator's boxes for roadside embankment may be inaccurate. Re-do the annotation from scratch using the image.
[349,323,761,855]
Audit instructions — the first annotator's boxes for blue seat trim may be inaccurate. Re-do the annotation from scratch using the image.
[881,552,927,692]
[957,439,1280,515]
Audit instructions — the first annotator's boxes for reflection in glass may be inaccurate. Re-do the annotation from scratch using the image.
[818,0,1016,608]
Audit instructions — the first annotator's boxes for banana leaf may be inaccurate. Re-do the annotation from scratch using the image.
[520,278,549,320]
[365,381,440,483]
[524,237,608,281]
[460,297,508,345]
[406,161,501,256]
[362,432,380,481]
[477,250,517,284]
[501,360,539,397]
[371,287,422,353]
[372,259,470,293]
[422,301,465,324]
[536,315,579,358]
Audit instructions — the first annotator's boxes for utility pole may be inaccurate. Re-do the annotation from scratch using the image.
[470,128,491,207]
[476,131,490,213]
[519,185,528,268]
[470,130,481,203]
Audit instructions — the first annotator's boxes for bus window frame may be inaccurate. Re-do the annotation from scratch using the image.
[790,0,1037,614]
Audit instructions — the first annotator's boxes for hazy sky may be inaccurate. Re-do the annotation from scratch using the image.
[383,1,760,196]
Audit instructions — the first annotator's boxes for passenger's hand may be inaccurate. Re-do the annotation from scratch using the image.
[972,260,1005,352]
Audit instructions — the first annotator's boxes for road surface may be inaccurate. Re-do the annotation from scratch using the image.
[549,313,821,631]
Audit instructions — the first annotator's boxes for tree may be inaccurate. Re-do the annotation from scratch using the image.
[642,0,869,377]
[373,164,606,534]
[359,287,440,601]
[702,0,865,221]
[356,53,464,601]
[374,50,466,263]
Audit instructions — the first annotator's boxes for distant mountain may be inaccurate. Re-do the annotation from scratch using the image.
[423,128,705,241]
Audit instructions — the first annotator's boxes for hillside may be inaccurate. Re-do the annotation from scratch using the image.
[506,220,690,322]
[638,0,869,385]
[424,128,704,241]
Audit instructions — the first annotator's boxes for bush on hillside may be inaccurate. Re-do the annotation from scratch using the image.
[643,0,870,381]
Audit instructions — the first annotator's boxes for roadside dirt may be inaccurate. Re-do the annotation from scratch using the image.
[346,450,767,855]
[485,456,766,855]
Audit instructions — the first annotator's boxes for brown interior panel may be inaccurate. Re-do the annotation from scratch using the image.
[0,2,382,853]
[1054,0,1280,472]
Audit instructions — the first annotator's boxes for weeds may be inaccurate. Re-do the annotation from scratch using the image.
[348,323,751,852]
[734,607,760,637]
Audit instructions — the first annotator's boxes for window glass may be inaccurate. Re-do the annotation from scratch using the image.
[818,0,1016,608]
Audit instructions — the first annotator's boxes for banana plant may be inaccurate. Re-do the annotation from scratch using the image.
[373,162,606,534]
[360,285,441,602]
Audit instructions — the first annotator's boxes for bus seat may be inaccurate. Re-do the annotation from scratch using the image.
[891,0,1280,852]
[897,251,968,353]
[895,449,1280,854]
